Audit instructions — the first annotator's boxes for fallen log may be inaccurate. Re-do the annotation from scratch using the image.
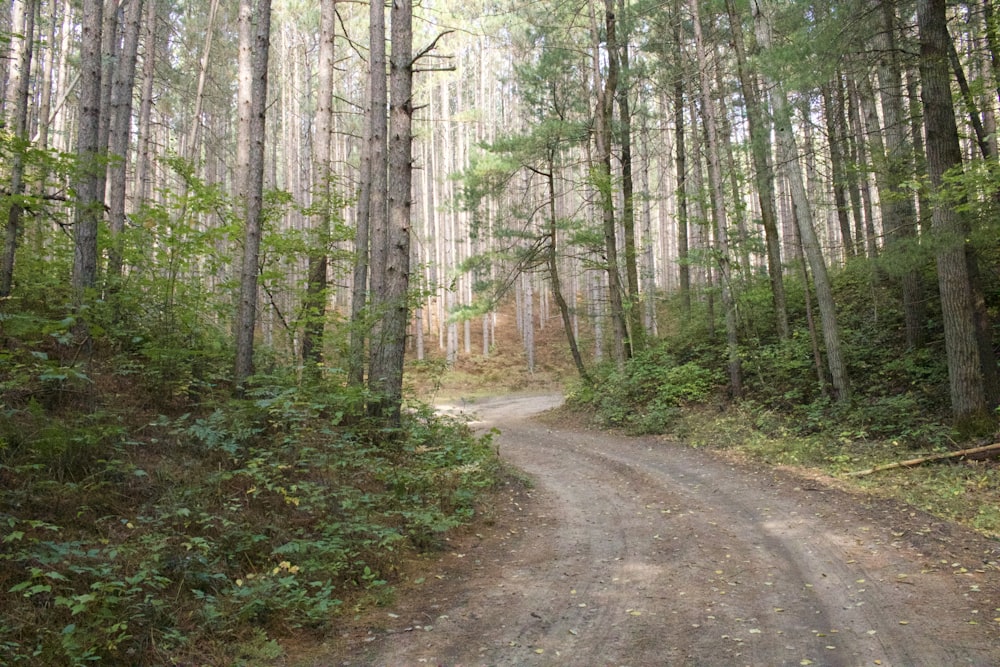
[845,442,1000,477]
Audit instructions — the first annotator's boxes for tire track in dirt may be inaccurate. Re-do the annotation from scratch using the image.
[324,394,1000,667]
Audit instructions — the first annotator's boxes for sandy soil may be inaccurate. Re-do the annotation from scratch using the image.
[307,394,1000,667]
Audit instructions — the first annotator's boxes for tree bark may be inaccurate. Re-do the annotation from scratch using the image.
[917,0,995,420]
[233,0,272,390]
[673,0,690,314]
[1,0,36,297]
[820,77,855,263]
[302,0,336,368]
[845,72,879,258]
[368,0,413,426]
[546,166,589,382]
[726,0,788,340]
[616,0,642,354]
[106,0,145,283]
[351,0,387,387]
[874,0,925,349]
[71,0,105,297]
[691,0,741,397]
[753,0,850,402]
[591,0,630,365]
[133,0,157,207]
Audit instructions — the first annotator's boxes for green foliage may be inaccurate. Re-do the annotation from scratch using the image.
[570,344,723,434]
[572,250,981,448]
[0,297,503,665]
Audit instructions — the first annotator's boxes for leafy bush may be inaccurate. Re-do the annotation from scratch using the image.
[0,360,501,665]
[573,345,723,434]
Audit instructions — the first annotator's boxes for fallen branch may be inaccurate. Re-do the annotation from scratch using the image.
[845,442,1000,477]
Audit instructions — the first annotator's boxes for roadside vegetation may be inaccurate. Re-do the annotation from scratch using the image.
[0,295,502,665]
[568,261,1000,539]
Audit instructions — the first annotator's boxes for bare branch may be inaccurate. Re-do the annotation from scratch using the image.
[412,29,454,65]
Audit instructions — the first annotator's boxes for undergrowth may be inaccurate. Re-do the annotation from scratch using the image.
[567,271,1000,540]
[0,304,502,665]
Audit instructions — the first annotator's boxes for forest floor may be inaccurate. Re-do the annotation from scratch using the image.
[290,394,1000,667]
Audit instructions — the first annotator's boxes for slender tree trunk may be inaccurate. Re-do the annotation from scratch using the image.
[546,165,589,381]
[845,73,879,258]
[32,0,57,260]
[352,0,387,387]
[368,0,413,426]
[53,5,74,152]
[791,209,828,397]
[590,0,629,365]
[1,0,36,297]
[821,77,855,263]
[95,0,119,238]
[984,0,1000,105]
[917,0,997,421]
[106,0,145,283]
[133,0,157,208]
[639,121,658,337]
[947,37,992,160]
[754,0,850,402]
[523,273,535,372]
[302,0,336,368]
[874,0,926,349]
[233,0,272,390]
[726,0,790,339]
[691,0,741,397]
[616,0,642,353]
[72,0,105,297]
[673,0,690,314]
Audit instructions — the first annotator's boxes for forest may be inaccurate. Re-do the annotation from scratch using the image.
[1,0,999,662]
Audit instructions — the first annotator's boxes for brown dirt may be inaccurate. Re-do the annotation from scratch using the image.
[297,394,1000,667]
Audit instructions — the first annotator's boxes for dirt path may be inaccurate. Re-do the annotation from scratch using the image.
[316,394,1000,667]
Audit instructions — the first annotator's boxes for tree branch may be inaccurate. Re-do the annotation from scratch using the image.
[845,442,1000,477]
[412,30,454,65]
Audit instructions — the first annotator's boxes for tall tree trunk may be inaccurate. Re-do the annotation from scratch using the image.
[753,0,850,402]
[95,0,119,239]
[821,76,855,263]
[724,0,789,341]
[691,0,741,397]
[106,0,145,283]
[71,0,105,297]
[874,0,926,349]
[368,0,413,426]
[984,0,1000,105]
[523,273,535,372]
[32,0,57,260]
[351,0,387,387]
[947,37,992,160]
[233,0,272,390]
[133,0,157,208]
[845,73,879,258]
[590,0,629,365]
[616,0,643,354]
[917,0,997,421]
[1,0,36,297]
[546,165,589,382]
[302,0,336,368]
[639,120,658,337]
[906,65,934,236]
[790,208,828,398]
[673,0,690,314]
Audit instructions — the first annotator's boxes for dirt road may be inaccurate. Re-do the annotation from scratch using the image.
[323,394,1000,667]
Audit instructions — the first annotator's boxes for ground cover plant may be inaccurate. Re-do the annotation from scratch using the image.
[0,300,501,666]
[568,267,1000,539]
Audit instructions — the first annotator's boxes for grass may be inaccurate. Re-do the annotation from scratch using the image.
[658,403,1000,540]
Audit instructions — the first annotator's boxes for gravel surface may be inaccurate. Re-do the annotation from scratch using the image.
[313,394,1000,667]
